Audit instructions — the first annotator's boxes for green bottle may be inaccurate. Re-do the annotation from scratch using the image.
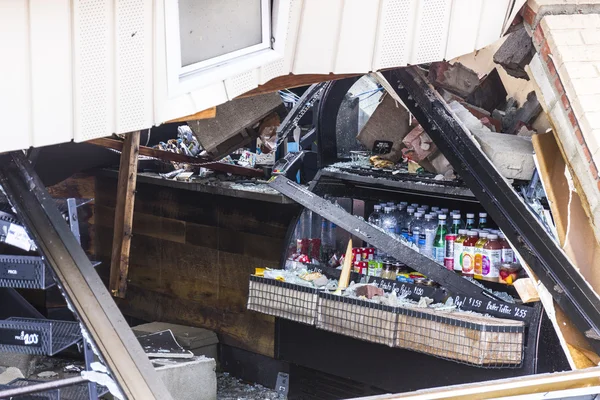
[432,214,448,265]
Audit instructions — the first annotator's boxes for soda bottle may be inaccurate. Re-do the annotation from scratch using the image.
[432,214,448,265]
[478,212,488,229]
[450,214,462,234]
[401,207,415,240]
[465,213,476,229]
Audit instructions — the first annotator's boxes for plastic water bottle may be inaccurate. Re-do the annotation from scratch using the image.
[450,213,462,234]
[401,207,415,240]
[368,205,383,227]
[432,214,448,264]
[381,207,398,236]
[419,214,434,256]
[411,212,424,245]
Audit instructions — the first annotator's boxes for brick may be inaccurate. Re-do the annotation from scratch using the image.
[554,76,566,97]
[581,29,600,45]
[570,77,600,96]
[523,5,536,27]
[534,24,546,46]
[583,144,593,163]
[591,160,599,179]
[546,57,558,77]
[543,14,600,31]
[549,30,584,47]
[575,127,585,145]
[569,110,578,127]
[560,62,599,80]
[541,41,552,64]
[561,93,570,110]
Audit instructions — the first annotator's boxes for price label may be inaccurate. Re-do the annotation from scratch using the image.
[453,294,531,322]
[5,224,33,251]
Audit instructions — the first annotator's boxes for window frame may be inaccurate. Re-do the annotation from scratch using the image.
[165,0,279,96]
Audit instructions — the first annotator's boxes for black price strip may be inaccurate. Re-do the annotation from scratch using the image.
[308,264,447,303]
[0,327,42,347]
[453,294,532,322]
[0,262,37,281]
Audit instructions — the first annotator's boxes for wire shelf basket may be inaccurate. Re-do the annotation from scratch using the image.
[395,307,524,368]
[317,292,398,347]
[247,275,319,325]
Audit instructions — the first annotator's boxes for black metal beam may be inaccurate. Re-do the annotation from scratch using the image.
[0,151,173,400]
[382,66,600,353]
[269,175,533,322]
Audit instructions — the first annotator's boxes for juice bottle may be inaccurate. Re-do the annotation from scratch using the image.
[453,229,467,273]
[473,232,488,280]
[465,213,476,229]
[478,212,488,229]
[461,231,479,277]
[432,214,448,265]
[498,232,515,263]
[482,234,502,282]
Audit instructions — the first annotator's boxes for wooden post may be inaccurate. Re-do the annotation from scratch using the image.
[109,131,140,298]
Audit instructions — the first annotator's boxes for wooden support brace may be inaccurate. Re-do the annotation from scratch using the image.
[109,131,140,298]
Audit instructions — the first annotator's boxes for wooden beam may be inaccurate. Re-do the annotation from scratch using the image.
[238,73,360,97]
[109,131,140,298]
[166,107,216,123]
[88,137,265,178]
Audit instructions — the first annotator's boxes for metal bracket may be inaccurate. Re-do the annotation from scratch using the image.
[382,66,600,353]
[269,175,533,322]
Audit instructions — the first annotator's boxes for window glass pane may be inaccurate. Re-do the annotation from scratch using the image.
[179,0,263,67]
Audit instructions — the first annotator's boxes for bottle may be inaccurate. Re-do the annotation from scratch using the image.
[440,208,449,216]
[473,232,489,280]
[421,214,435,258]
[453,229,468,273]
[482,234,502,282]
[396,204,406,234]
[499,232,515,263]
[401,208,415,240]
[465,213,476,229]
[450,214,462,234]
[320,219,335,262]
[381,207,398,236]
[431,206,440,213]
[420,205,430,212]
[478,212,488,229]
[461,231,479,277]
[452,210,461,217]
[411,212,424,244]
[444,233,457,271]
[410,203,419,209]
[432,214,448,265]
[368,205,382,227]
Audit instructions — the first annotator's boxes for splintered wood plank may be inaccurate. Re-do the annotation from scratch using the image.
[109,131,140,298]
[166,107,216,123]
[532,131,600,368]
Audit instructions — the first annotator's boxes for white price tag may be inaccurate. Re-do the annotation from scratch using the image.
[5,223,32,251]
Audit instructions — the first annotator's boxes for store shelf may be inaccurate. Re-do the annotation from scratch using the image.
[0,379,59,399]
[0,318,82,356]
[0,256,51,290]
[316,168,476,201]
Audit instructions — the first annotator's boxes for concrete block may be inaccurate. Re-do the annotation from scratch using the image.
[428,62,480,98]
[493,26,534,80]
[153,357,217,400]
[133,322,219,360]
[473,132,535,180]
[0,353,36,378]
[0,367,24,384]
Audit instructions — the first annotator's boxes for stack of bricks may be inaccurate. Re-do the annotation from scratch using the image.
[523,0,600,237]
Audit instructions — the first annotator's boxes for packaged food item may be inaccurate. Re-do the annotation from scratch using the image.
[499,263,521,285]
[461,231,479,277]
[453,229,467,273]
[473,232,489,280]
[444,234,456,271]
[481,234,502,282]
[368,260,382,277]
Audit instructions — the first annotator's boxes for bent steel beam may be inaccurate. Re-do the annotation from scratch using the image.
[0,151,173,400]
[382,66,600,354]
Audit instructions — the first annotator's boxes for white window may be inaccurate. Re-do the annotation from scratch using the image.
[165,0,281,95]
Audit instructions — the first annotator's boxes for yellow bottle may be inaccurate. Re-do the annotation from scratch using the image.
[473,232,488,280]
